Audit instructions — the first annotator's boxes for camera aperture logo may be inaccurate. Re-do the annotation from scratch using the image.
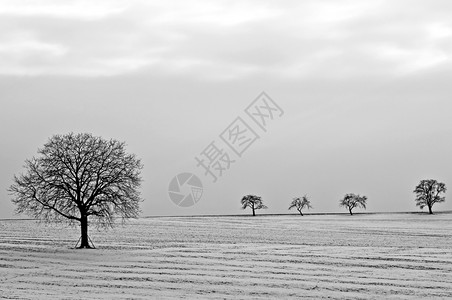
[168,92,284,207]
[168,173,203,207]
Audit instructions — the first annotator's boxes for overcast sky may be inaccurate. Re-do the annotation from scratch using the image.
[1,0,451,218]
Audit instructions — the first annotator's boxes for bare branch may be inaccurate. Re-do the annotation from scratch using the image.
[241,194,267,216]
[414,179,446,214]
[339,193,367,215]
[9,133,143,230]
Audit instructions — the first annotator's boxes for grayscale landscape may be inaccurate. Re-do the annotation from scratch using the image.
[1,1,452,299]
[1,213,451,299]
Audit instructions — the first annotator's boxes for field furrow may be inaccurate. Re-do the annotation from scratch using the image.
[1,213,451,299]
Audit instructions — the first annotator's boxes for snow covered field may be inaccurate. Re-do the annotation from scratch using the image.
[1,213,451,299]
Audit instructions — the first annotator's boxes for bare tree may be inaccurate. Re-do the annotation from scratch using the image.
[339,193,367,215]
[288,195,312,216]
[414,179,446,214]
[9,133,143,248]
[241,195,267,216]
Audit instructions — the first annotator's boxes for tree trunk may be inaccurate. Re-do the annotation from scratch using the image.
[349,208,353,215]
[428,205,433,214]
[298,209,303,216]
[252,207,255,216]
[79,215,92,249]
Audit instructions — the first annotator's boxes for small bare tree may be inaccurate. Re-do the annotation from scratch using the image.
[241,195,267,216]
[340,193,367,215]
[288,195,312,216]
[414,179,446,214]
[9,133,143,248]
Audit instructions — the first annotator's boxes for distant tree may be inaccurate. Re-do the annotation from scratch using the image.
[288,195,312,216]
[241,195,267,216]
[339,193,367,215]
[413,179,446,214]
[9,133,143,248]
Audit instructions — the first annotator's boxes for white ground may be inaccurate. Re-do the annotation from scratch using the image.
[1,213,451,299]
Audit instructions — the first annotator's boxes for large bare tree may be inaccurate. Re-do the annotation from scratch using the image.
[414,179,446,214]
[241,195,267,216]
[289,195,312,216]
[9,133,143,248]
[339,193,367,215]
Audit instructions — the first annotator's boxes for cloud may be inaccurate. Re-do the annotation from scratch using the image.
[372,44,449,74]
[0,0,128,20]
[0,34,66,57]
[0,0,451,78]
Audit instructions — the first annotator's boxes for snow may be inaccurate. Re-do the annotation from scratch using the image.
[1,213,451,299]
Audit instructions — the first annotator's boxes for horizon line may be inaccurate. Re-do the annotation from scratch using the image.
[1,210,451,221]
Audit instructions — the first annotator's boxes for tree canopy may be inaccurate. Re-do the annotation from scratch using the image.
[414,179,446,214]
[241,194,267,216]
[288,195,312,216]
[9,133,143,248]
[339,193,367,215]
